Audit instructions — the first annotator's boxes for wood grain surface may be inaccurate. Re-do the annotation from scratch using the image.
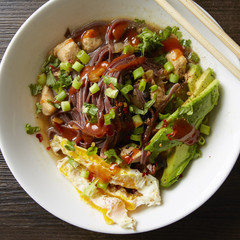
[0,0,239,239]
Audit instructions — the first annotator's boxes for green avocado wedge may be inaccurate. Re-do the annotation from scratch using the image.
[145,79,219,155]
[160,144,199,187]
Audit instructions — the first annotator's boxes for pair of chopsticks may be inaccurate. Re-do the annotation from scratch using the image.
[155,0,240,79]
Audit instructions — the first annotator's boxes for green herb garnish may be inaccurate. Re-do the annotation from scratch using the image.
[29,84,43,96]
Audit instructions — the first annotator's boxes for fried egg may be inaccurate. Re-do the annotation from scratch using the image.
[51,135,161,229]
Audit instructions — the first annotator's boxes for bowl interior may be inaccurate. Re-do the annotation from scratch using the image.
[0,0,240,234]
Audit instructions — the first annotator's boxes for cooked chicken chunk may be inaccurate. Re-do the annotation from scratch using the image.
[53,38,80,62]
[166,49,187,77]
[81,36,103,53]
[120,146,142,163]
[40,85,57,116]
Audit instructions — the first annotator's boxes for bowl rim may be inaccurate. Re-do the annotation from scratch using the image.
[0,0,240,234]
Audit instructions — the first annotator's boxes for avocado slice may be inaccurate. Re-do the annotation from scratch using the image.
[189,68,215,96]
[187,64,203,94]
[160,144,198,187]
[145,79,219,154]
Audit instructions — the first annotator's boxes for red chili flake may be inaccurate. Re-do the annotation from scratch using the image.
[46,146,51,150]
[36,133,43,142]
[162,119,169,128]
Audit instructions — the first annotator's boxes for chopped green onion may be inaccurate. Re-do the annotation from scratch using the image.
[122,45,135,55]
[189,52,200,63]
[104,149,122,164]
[164,61,174,73]
[61,101,71,112]
[60,62,72,72]
[37,73,47,86]
[83,179,98,198]
[133,67,144,80]
[172,26,182,39]
[200,124,211,135]
[87,146,98,156]
[133,125,145,135]
[64,140,75,151]
[139,79,147,92]
[150,84,158,92]
[169,73,179,83]
[97,181,109,190]
[132,115,143,128]
[120,84,133,95]
[198,135,206,146]
[89,83,100,94]
[80,169,90,178]
[72,61,84,72]
[25,123,40,134]
[77,50,90,64]
[104,108,116,125]
[68,157,79,168]
[55,90,67,101]
[72,76,83,90]
[102,76,118,87]
[105,88,119,98]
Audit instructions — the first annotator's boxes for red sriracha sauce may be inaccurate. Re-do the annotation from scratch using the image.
[36,133,43,142]
[167,118,200,145]
[162,37,183,52]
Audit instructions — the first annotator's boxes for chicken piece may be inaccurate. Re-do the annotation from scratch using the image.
[40,85,57,116]
[120,146,142,164]
[81,31,103,53]
[166,49,187,77]
[53,38,80,62]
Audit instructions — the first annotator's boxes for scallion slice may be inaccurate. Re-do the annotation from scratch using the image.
[169,73,179,83]
[133,67,144,80]
[200,124,211,135]
[77,50,90,64]
[150,84,158,92]
[72,61,84,72]
[72,76,83,90]
[55,90,67,101]
[60,62,72,72]
[102,76,118,87]
[97,181,109,190]
[105,88,119,98]
[120,84,133,95]
[68,157,79,168]
[139,79,147,92]
[89,83,100,94]
[164,61,174,73]
[104,108,116,125]
[132,115,143,128]
[61,101,71,112]
[80,169,90,178]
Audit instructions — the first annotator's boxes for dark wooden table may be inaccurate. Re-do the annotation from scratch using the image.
[0,0,239,239]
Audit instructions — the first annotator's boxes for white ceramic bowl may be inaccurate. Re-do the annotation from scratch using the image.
[0,0,240,234]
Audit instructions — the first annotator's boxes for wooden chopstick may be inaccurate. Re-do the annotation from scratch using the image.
[178,0,240,59]
[154,0,240,80]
